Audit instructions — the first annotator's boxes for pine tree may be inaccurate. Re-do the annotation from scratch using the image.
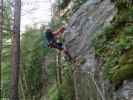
[10,0,21,99]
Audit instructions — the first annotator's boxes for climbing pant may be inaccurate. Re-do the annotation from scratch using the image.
[48,41,72,61]
[48,41,64,51]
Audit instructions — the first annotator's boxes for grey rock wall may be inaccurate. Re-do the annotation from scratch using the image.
[64,0,133,100]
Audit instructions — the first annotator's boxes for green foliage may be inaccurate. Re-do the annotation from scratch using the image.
[49,16,66,30]
[113,8,133,27]
[61,63,75,100]
[115,0,133,11]
[92,6,133,82]
[20,26,57,99]
[58,0,71,9]
[111,50,133,81]
[1,0,12,98]
[49,62,75,100]
[1,63,11,97]
[21,27,46,99]
[48,85,63,100]
[72,0,88,12]
[48,62,57,81]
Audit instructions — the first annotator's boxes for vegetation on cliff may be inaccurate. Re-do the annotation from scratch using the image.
[93,1,133,82]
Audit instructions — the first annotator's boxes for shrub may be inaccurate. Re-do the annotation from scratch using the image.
[92,14,133,82]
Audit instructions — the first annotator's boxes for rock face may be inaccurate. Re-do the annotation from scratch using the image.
[64,0,133,100]
[65,0,115,58]
[114,80,133,100]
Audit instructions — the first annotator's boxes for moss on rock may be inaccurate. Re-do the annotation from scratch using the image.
[92,5,133,83]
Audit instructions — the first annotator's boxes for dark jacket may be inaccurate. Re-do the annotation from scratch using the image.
[45,30,56,43]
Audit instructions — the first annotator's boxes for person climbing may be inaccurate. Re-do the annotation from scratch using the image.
[45,26,72,61]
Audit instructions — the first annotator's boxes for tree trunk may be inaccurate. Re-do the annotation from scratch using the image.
[10,0,21,99]
[58,53,62,84]
[40,57,49,100]
[40,26,49,100]
[56,51,63,100]
[56,51,62,85]
[0,0,3,97]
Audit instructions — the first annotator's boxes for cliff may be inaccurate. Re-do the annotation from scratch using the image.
[64,0,133,100]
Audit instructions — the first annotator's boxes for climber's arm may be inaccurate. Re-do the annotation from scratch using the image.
[53,26,65,36]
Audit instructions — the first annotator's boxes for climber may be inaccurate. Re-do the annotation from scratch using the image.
[45,26,72,61]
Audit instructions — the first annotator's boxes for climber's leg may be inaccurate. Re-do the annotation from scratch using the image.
[48,40,59,49]
[48,41,72,61]
[64,49,72,61]
[54,42,72,60]
[55,43,71,59]
[56,42,64,50]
